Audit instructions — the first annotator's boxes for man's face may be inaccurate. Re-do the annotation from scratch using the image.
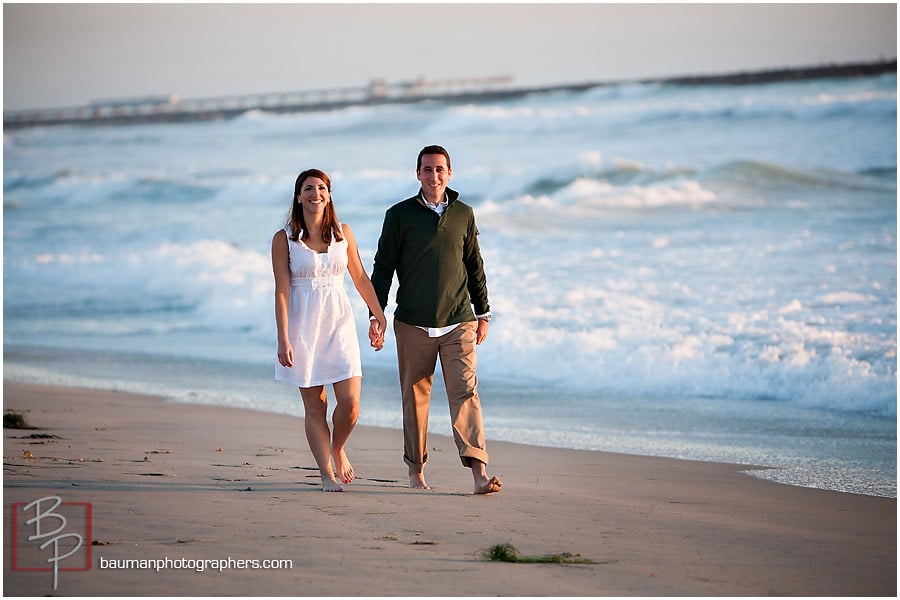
[417,153,452,203]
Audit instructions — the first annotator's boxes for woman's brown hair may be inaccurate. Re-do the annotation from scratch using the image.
[287,169,344,244]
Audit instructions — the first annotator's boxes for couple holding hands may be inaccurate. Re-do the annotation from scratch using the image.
[272,145,502,495]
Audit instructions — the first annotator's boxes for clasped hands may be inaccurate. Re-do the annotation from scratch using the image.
[368,316,387,351]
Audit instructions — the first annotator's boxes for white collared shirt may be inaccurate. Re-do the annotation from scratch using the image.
[420,190,449,217]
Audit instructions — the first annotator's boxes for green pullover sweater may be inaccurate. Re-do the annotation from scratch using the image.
[371,188,490,328]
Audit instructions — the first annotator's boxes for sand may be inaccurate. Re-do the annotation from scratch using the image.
[3,381,895,596]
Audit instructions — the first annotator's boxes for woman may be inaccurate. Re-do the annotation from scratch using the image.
[272,169,387,492]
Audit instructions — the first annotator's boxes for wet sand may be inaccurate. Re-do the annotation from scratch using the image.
[3,381,895,596]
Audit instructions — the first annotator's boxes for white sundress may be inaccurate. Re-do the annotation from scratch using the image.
[274,225,362,388]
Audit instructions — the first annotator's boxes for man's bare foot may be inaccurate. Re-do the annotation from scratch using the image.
[474,475,502,495]
[408,468,432,490]
[333,448,354,484]
[321,476,345,492]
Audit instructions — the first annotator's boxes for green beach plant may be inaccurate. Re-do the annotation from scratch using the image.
[3,410,32,429]
[481,543,593,564]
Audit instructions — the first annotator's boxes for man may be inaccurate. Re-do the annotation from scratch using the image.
[371,145,502,495]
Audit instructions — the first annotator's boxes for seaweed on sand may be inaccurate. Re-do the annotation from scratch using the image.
[481,543,593,564]
[4,411,34,429]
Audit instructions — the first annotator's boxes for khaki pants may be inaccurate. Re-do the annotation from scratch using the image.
[394,319,489,471]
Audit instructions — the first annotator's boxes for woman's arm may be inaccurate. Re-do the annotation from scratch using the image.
[343,224,387,350]
[271,229,294,366]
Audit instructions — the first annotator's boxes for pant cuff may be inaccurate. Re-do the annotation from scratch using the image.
[460,448,489,468]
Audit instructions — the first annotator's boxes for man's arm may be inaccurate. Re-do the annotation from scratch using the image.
[370,208,400,312]
[462,214,490,316]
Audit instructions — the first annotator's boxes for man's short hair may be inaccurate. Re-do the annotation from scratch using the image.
[417,145,452,171]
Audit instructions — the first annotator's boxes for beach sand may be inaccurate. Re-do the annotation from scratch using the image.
[3,381,895,596]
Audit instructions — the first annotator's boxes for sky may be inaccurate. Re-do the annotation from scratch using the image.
[3,3,897,111]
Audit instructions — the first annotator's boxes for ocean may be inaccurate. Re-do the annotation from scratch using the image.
[4,73,896,497]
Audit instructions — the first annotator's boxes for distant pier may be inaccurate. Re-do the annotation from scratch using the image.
[3,76,532,129]
[4,60,895,130]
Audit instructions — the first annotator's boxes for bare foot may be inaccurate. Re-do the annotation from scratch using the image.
[322,476,345,492]
[333,448,354,484]
[474,475,502,495]
[408,468,432,490]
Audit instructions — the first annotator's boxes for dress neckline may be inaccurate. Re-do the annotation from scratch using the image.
[288,226,331,254]
[299,238,329,254]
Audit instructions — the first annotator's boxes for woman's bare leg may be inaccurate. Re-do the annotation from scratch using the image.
[330,377,361,484]
[299,386,343,491]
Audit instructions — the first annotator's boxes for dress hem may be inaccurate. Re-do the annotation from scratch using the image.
[274,370,363,389]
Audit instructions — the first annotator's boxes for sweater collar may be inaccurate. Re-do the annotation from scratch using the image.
[417,187,459,207]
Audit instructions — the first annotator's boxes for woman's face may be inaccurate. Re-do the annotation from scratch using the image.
[297,176,330,213]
